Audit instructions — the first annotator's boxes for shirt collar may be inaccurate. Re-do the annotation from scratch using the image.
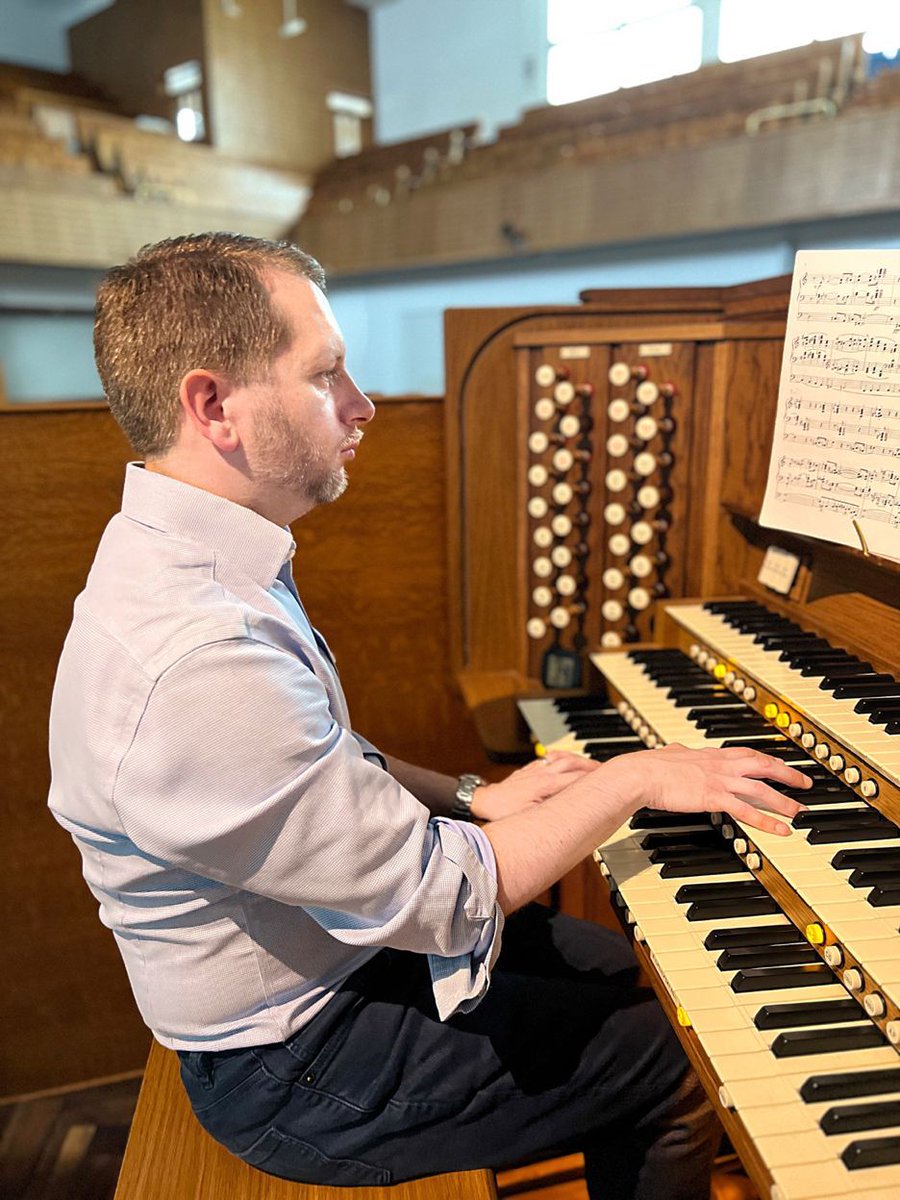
[120,463,295,589]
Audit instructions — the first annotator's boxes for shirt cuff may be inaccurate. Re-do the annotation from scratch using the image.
[426,818,503,1022]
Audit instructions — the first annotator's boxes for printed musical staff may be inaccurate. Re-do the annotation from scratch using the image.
[760,250,900,563]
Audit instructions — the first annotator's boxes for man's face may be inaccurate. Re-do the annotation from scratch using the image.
[242,272,374,516]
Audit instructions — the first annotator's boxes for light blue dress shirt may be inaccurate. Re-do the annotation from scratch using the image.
[48,464,502,1049]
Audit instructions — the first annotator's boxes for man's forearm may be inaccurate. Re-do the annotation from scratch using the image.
[385,755,459,817]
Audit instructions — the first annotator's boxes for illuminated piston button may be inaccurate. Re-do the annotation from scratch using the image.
[633,452,657,478]
[814,742,830,760]
[553,448,575,472]
[860,779,879,799]
[609,533,631,556]
[628,587,651,611]
[527,496,549,519]
[764,703,779,720]
[604,502,626,526]
[528,464,549,487]
[553,482,574,506]
[844,968,864,992]
[630,554,653,580]
[605,468,628,493]
[556,574,577,596]
[602,599,624,621]
[824,945,843,968]
[534,397,556,421]
[776,712,791,729]
[558,414,581,438]
[551,513,572,537]
[635,379,660,405]
[634,415,658,441]
[603,568,625,590]
[554,380,576,406]
[865,993,887,1018]
[829,754,845,772]
[550,606,572,629]
[526,617,547,639]
[532,586,553,608]
[636,484,660,510]
[533,526,553,548]
[607,398,630,423]
[532,556,553,579]
[534,363,558,388]
[844,765,861,785]
[606,433,629,458]
[607,361,632,387]
[551,545,573,568]
[528,431,549,454]
[631,521,653,546]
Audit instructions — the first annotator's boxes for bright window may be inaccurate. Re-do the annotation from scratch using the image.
[718,0,900,62]
[547,2,703,106]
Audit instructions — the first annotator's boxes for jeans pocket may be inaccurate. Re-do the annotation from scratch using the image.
[241,1125,392,1186]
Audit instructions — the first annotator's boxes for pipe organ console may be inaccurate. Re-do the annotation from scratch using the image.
[445,276,900,1198]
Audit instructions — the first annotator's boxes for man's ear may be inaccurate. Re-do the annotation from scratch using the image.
[179,369,241,453]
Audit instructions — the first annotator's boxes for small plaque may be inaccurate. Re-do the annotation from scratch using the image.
[758,545,801,595]
[638,343,673,357]
[559,345,590,360]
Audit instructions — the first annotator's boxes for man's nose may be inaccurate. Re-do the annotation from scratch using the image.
[343,373,375,424]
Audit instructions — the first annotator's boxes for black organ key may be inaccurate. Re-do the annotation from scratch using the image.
[703,924,806,951]
[716,943,820,970]
[687,896,780,921]
[793,807,890,829]
[847,868,899,888]
[648,844,736,862]
[754,998,864,1029]
[675,880,767,903]
[821,1100,900,1136]
[630,810,713,830]
[866,884,900,907]
[832,847,900,870]
[884,719,900,735]
[808,823,900,844]
[730,963,835,992]
[834,678,900,699]
[584,742,643,761]
[799,657,863,677]
[841,1136,900,1170]
[802,1067,900,1102]
[770,1024,887,1058]
[857,694,900,713]
[639,829,721,850]
[659,857,747,878]
[817,665,877,689]
[553,695,610,712]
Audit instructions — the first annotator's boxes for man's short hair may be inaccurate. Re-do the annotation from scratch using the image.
[94,231,327,458]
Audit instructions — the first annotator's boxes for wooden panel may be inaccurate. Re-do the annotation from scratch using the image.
[115,1043,496,1200]
[1,395,491,1096]
[68,0,205,125]
[0,405,149,1097]
[202,0,371,172]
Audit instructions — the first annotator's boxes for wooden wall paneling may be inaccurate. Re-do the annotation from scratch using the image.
[0,404,150,1097]
[201,0,371,172]
[68,0,205,125]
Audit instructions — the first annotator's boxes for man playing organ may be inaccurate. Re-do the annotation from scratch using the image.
[48,232,809,1198]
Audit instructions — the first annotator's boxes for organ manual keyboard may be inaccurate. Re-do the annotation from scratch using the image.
[445,273,900,1197]
[519,596,900,1200]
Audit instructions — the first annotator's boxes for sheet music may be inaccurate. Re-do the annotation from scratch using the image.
[759,249,900,564]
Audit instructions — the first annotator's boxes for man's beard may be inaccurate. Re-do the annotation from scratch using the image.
[251,399,349,507]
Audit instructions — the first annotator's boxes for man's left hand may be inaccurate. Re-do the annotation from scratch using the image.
[469,752,599,822]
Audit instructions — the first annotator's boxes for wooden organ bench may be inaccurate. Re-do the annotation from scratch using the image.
[115,1042,497,1200]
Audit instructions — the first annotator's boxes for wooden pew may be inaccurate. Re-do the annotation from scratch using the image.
[115,1042,497,1200]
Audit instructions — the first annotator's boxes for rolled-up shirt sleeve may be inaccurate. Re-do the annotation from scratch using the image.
[112,633,503,1018]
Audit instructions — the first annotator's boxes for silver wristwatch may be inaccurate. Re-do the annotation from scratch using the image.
[452,773,485,821]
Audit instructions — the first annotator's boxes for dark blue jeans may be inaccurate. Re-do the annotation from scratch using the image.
[178,905,717,1198]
